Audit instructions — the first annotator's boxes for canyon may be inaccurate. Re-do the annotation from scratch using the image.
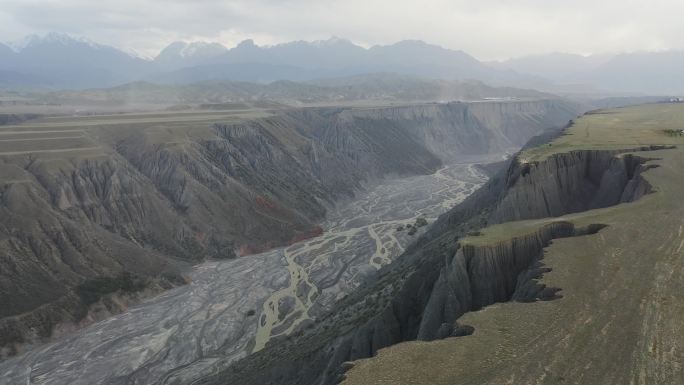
[196,125,662,385]
[0,160,487,385]
[0,98,579,383]
[2,88,681,385]
[4,5,684,385]
[340,103,684,385]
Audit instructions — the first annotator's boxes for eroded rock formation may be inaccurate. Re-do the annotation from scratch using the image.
[0,100,578,358]
[199,142,659,385]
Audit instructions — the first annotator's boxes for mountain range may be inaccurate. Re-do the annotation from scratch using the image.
[0,33,149,88]
[494,52,684,94]
[39,74,551,107]
[1,32,684,95]
[0,33,533,89]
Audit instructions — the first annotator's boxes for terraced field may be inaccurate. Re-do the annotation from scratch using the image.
[0,110,275,160]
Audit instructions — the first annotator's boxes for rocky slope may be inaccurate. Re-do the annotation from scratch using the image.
[415,221,606,341]
[0,99,579,358]
[0,161,486,385]
[341,103,684,385]
[492,149,659,221]
[196,117,660,385]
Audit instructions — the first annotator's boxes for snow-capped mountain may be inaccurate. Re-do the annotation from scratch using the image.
[10,32,104,51]
[1,33,150,88]
[154,41,227,70]
[8,32,684,94]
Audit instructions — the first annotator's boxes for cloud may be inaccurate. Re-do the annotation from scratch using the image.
[1,0,684,60]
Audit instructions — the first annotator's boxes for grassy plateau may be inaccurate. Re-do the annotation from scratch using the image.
[344,103,684,385]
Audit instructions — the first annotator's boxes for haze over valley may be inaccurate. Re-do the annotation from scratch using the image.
[2,32,684,96]
[2,2,684,385]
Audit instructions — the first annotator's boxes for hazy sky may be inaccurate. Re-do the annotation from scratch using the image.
[2,0,684,60]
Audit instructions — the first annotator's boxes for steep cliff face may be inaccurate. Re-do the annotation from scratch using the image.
[414,148,659,341]
[334,100,579,161]
[416,221,605,341]
[202,142,659,385]
[341,104,684,385]
[0,156,188,357]
[492,148,661,222]
[0,100,579,357]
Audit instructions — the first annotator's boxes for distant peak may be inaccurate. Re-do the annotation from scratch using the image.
[156,40,227,60]
[237,39,257,48]
[314,36,353,46]
[370,39,438,51]
[393,39,430,46]
[11,32,105,51]
[43,31,74,42]
[8,34,39,51]
[182,41,226,57]
[165,41,188,49]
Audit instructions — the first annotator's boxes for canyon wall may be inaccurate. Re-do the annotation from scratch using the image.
[491,149,660,222]
[0,100,578,357]
[201,140,659,385]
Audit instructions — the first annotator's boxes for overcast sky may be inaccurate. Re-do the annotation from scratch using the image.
[2,0,684,60]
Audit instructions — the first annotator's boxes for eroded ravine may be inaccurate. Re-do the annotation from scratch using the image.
[252,162,490,352]
[0,160,489,385]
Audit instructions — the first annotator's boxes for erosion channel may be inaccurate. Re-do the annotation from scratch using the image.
[0,159,490,385]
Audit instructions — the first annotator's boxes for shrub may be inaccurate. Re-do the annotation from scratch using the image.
[76,272,147,305]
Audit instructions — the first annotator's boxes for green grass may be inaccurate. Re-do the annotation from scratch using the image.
[463,104,684,247]
[521,103,684,162]
[343,102,684,385]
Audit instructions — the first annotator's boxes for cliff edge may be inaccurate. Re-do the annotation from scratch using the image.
[343,103,684,385]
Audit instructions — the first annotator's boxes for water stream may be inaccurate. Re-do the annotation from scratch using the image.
[0,160,489,385]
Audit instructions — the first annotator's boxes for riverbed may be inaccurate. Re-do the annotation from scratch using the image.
[0,160,489,385]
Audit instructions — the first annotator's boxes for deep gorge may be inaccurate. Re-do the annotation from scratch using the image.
[0,100,579,370]
[202,143,662,385]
